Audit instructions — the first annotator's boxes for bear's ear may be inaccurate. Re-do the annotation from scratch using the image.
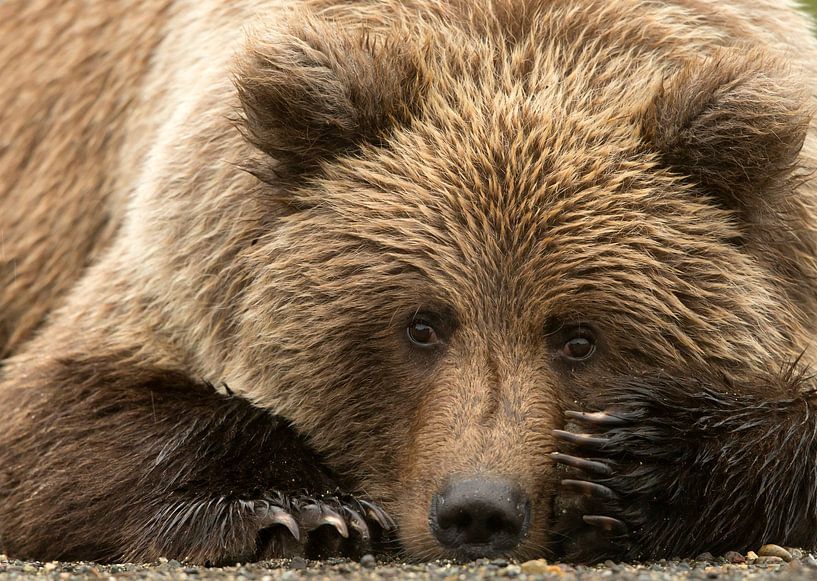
[640,48,812,210]
[235,15,429,181]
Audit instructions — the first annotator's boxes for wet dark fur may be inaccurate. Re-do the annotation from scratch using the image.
[0,355,390,564]
[555,366,817,561]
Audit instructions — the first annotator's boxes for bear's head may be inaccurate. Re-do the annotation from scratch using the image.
[229,4,814,561]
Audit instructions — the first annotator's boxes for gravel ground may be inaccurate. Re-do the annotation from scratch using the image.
[3,547,817,581]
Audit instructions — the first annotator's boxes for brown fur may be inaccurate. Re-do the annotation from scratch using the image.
[1,0,817,564]
[0,353,345,562]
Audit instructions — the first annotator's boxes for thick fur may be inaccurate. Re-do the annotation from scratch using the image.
[0,354,356,563]
[554,366,817,561]
[2,0,817,565]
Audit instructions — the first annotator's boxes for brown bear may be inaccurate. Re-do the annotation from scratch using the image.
[1,0,817,565]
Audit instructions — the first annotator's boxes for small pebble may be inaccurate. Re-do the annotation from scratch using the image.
[804,555,817,568]
[491,558,509,567]
[789,548,804,560]
[520,559,549,574]
[755,556,784,565]
[724,551,745,564]
[360,554,376,569]
[503,564,521,577]
[696,552,714,562]
[289,557,307,570]
[758,543,792,562]
[603,559,624,572]
[746,551,759,560]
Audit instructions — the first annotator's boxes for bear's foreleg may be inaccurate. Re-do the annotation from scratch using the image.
[552,369,817,562]
[0,355,394,564]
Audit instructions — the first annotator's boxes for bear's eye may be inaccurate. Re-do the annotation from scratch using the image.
[561,331,596,361]
[407,319,439,347]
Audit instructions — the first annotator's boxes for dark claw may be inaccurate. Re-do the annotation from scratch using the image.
[553,429,608,449]
[299,504,349,538]
[261,505,301,541]
[565,410,630,427]
[342,506,370,541]
[551,452,612,476]
[583,515,628,534]
[561,479,618,499]
[358,499,397,531]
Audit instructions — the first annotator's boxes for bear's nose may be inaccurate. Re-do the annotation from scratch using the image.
[429,477,531,558]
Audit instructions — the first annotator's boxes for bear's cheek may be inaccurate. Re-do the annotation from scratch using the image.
[383,360,560,559]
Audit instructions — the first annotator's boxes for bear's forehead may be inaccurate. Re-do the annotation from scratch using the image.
[316,44,683,249]
[313,130,745,313]
[321,111,733,261]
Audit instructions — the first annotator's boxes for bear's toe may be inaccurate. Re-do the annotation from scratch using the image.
[254,494,396,560]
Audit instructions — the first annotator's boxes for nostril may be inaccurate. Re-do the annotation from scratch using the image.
[485,513,505,533]
[437,506,473,531]
[429,476,531,558]
[455,512,472,530]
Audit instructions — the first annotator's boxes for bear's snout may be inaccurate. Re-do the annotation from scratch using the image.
[429,476,531,559]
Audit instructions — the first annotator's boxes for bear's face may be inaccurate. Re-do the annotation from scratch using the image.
[231,8,812,560]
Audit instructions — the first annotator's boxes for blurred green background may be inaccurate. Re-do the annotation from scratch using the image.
[803,0,817,17]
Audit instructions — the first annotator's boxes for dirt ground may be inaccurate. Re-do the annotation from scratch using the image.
[3,549,817,580]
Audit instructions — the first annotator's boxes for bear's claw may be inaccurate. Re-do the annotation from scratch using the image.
[552,409,632,561]
[252,494,394,559]
[357,498,397,531]
[560,479,618,499]
[564,410,631,427]
[582,515,628,534]
[297,500,350,538]
[341,505,371,541]
[257,502,301,541]
[551,452,612,475]
[552,429,608,449]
